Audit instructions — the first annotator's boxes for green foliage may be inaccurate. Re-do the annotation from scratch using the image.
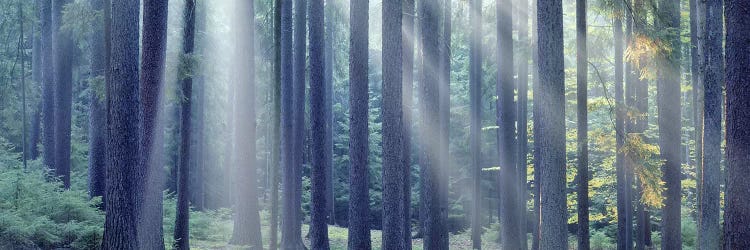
[0,140,103,249]
[622,133,665,208]
[590,230,615,250]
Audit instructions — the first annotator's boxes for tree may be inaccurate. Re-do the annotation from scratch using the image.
[497,0,521,246]
[469,0,482,248]
[656,0,682,247]
[40,0,54,171]
[18,0,27,170]
[689,0,704,229]
[575,0,589,247]
[438,1,451,248]
[52,0,73,189]
[309,0,330,248]
[517,0,530,247]
[87,0,107,203]
[382,0,404,248]
[347,0,371,248]
[633,0,651,248]
[613,3,632,249]
[698,0,723,248]
[174,0,196,248]
[292,0,307,247]
[531,0,541,248]
[536,0,567,248]
[229,0,263,248]
[138,0,168,248]
[102,0,140,248]
[723,0,750,247]
[270,0,282,249]
[324,0,336,227]
[402,0,416,248]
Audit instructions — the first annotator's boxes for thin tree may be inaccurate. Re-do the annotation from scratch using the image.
[292,0,307,246]
[688,0,704,229]
[138,0,168,248]
[531,0,541,248]
[270,0,282,249]
[40,0,54,171]
[324,0,336,227]
[656,0,682,247]
[438,1,451,247]
[101,0,140,248]
[498,0,521,247]
[699,0,723,248]
[633,0,651,248]
[310,0,330,248]
[575,0,589,247]
[30,0,41,161]
[88,0,107,203]
[402,0,416,247]
[517,0,530,246]
[382,0,404,248]
[229,0,263,248]
[536,0,567,248]
[613,3,632,249]
[347,0,371,248]
[469,0,482,248]
[174,0,196,248]
[52,0,73,189]
[18,0,27,169]
[723,0,750,247]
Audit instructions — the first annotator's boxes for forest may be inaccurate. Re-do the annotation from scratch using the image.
[0,0,748,249]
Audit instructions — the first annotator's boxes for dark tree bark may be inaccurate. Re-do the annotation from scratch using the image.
[88,0,107,203]
[469,0,482,248]
[689,0,704,229]
[229,1,263,248]
[402,0,415,247]
[292,0,307,247]
[699,0,723,248]
[174,0,195,249]
[656,0,682,247]
[281,0,305,247]
[498,0,521,247]
[723,0,750,247]
[52,0,73,189]
[40,0,54,171]
[347,0,371,248]
[101,0,140,248]
[382,0,404,248]
[419,0,447,249]
[270,0,282,249]
[324,0,335,227]
[30,1,41,161]
[29,104,41,160]
[19,1,27,169]
[517,0,530,247]
[614,6,632,250]
[309,0,330,248]
[138,0,168,248]
[190,1,207,211]
[536,0,567,248]
[575,0,588,248]
[530,0,540,248]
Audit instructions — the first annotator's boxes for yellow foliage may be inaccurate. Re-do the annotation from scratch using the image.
[621,133,665,208]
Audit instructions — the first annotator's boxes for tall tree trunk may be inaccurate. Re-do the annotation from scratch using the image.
[174,0,196,248]
[656,0,682,247]
[229,1,263,248]
[30,1,40,161]
[699,0,723,248]
[324,0,335,227]
[536,0,567,248]
[347,0,371,249]
[19,0,27,169]
[52,0,73,189]
[575,0,589,248]
[138,0,168,248]
[723,0,750,247]
[419,0,445,249]
[624,2,636,247]
[517,0,530,246]
[402,0,415,247]
[309,0,330,248]
[40,0,54,172]
[469,0,482,248]
[689,0,705,228]
[498,0,520,247]
[633,0,651,248]
[530,0,540,248]
[292,0,307,246]
[102,0,140,248]
[270,0,282,249]
[191,1,207,211]
[438,2,451,248]
[88,0,107,203]
[614,6,632,249]
[382,0,404,248]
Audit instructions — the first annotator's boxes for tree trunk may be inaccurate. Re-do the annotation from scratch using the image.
[517,0,530,247]
[530,0,540,248]
[174,0,196,249]
[270,0,282,249]
[402,0,415,247]
[614,6,632,249]
[439,2,451,248]
[689,0,704,228]
[656,0,682,247]
[469,0,482,248]
[292,0,307,247]
[347,0,371,248]
[52,0,73,189]
[138,0,168,248]
[88,0,107,204]
[575,0,588,248]
[633,0,651,248]
[382,0,404,248]
[102,0,140,248]
[723,0,750,247]
[699,0,723,248]
[40,0,54,172]
[536,0,567,248]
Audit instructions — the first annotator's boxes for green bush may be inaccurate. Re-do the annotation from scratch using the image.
[590,230,615,250]
[0,142,103,249]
